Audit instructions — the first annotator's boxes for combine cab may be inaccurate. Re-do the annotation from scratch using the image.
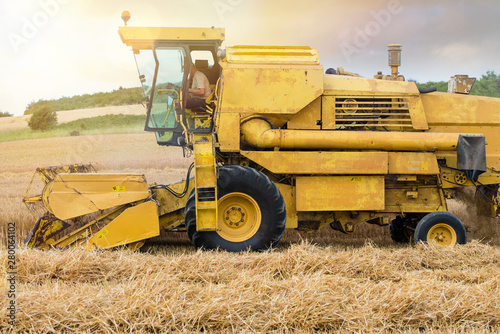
[24,12,500,251]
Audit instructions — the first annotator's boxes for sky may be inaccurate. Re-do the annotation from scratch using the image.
[0,0,499,116]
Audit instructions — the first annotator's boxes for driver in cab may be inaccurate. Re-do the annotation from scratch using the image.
[186,63,211,111]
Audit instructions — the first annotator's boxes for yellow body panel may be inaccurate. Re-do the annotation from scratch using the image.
[321,96,338,130]
[241,151,388,174]
[406,96,429,130]
[388,152,439,175]
[295,176,385,211]
[422,92,500,169]
[383,185,446,213]
[287,97,321,130]
[422,92,500,125]
[43,174,149,220]
[324,75,420,96]
[275,183,298,228]
[226,46,320,65]
[219,63,324,115]
[84,201,159,250]
[216,113,240,152]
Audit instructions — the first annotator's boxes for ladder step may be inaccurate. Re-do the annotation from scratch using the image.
[197,187,216,202]
[198,198,216,202]
[198,186,216,191]
[197,205,217,210]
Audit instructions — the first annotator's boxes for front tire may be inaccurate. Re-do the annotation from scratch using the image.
[185,166,286,251]
[414,212,466,246]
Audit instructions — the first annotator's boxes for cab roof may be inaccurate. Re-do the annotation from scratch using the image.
[119,26,225,51]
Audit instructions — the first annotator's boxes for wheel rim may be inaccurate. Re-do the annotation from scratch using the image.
[217,192,261,242]
[427,223,457,246]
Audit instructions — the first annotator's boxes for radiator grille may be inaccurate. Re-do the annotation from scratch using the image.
[333,97,412,129]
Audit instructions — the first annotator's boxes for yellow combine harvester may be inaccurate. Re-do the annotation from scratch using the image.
[24,12,500,251]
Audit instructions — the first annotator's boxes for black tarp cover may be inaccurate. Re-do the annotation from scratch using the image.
[456,134,487,180]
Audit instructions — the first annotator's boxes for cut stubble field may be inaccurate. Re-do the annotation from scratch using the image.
[1,133,500,332]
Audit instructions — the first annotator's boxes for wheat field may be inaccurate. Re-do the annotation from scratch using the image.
[1,242,500,332]
[1,133,500,332]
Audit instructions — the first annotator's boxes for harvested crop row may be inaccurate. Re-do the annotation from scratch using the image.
[2,241,499,333]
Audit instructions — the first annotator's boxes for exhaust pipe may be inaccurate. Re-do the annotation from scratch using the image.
[241,118,467,151]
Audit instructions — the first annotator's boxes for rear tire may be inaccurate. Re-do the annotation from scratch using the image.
[185,166,286,251]
[414,211,466,246]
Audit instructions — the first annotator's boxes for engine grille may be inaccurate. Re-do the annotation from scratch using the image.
[333,97,412,129]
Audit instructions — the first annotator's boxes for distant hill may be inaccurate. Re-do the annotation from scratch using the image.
[24,87,146,115]
[415,70,500,97]
[21,71,500,117]
[0,107,146,143]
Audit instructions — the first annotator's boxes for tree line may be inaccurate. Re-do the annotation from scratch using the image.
[415,70,500,97]
[23,87,145,115]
